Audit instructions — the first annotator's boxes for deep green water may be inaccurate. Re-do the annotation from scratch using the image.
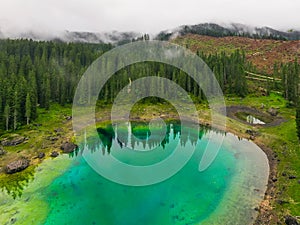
[0,122,269,225]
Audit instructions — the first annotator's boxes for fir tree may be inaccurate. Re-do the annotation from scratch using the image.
[25,93,31,125]
[4,104,10,131]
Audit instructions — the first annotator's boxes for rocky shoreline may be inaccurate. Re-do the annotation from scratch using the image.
[1,141,78,175]
[224,105,299,225]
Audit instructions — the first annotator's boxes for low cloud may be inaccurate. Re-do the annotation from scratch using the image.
[0,0,299,36]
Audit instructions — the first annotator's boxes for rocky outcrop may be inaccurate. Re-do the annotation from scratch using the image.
[61,142,78,153]
[1,136,25,146]
[5,158,30,174]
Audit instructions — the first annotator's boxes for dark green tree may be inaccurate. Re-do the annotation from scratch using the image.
[4,104,10,131]
[25,93,31,125]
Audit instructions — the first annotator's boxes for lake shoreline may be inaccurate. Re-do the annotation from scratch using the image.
[0,104,278,224]
[93,112,278,225]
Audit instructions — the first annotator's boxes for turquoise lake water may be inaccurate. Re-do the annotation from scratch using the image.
[0,122,269,225]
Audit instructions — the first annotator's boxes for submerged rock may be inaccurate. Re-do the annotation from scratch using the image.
[61,142,78,153]
[50,151,59,157]
[5,158,30,174]
[285,215,299,225]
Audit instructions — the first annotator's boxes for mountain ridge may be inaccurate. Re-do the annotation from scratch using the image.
[0,23,300,44]
[0,29,143,44]
[156,23,300,41]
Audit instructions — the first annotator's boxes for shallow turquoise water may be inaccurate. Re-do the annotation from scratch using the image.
[0,122,269,225]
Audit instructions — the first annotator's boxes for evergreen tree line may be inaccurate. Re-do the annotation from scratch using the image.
[97,49,249,104]
[0,38,255,131]
[0,39,112,130]
[197,50,249,97]
[273,61,300,140]
[272,60,300,105]
[0,38,299,134]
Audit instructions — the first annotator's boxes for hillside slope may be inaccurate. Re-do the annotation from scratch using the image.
[173,34,300,74]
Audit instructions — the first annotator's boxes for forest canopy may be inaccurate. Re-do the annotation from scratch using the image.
[0,39,298,131]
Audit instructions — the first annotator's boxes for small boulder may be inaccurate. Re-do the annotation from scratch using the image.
[61,142,78,154]
[289,175,297,179]
[285,215,299,225]
[37,152,45,159]
[276,199,289,205]
[246,129,259,136]
[246,129,254,135]
[267,107,278,116]
[50,151,59,157]
[65,116,72,121]
[271,177,278,182]
[5,158,30,174]
[48,136,59,141]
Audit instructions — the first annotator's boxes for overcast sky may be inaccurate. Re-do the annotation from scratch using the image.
[0,0,299,35]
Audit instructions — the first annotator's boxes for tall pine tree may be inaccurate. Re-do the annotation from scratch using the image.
[25,93,31,125]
